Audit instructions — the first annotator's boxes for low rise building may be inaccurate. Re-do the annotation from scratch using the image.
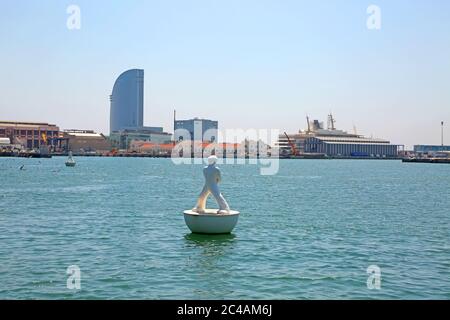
[63,130,112,153]
[413,145,450,154]
[109,128,173,150]
[174,117,218,142]
[129,141,174,156]
[0,121,59,150]
[305,136,399,157]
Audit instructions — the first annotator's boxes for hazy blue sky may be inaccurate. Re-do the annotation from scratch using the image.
[1,0,449,148]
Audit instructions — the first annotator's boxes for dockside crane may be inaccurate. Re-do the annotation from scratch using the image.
[284,132,299,156]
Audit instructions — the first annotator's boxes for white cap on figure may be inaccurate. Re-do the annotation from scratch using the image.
[207,155,218,165]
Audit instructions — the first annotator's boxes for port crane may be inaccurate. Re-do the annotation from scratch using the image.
[283,132,299,156]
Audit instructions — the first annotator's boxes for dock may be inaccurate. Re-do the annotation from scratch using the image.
[402,158,450,164]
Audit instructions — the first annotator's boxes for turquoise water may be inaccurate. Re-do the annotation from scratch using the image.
[0,157,449,299]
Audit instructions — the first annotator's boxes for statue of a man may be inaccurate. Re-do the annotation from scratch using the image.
[193,155,230,214]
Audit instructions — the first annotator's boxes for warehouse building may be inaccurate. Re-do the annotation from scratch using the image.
[64,130,112,153]
[305,136,399,157]
[0,121,59,150]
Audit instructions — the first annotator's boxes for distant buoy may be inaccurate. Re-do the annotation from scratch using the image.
[65,151,76,167]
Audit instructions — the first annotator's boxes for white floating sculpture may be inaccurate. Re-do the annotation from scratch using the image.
[184,156,239,234]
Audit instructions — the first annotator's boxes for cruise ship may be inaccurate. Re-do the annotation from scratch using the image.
[277,114,401,158]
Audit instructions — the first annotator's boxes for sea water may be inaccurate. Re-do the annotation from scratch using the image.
[0,157,449,299]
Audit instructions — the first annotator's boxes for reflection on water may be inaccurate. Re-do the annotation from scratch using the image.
[184,233,236,271]
[184,233,236,245]
[183,233,238,298]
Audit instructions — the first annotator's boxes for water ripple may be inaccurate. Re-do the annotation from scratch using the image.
[0,157,449,299]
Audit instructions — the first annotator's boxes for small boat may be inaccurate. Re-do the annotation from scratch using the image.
[65,152,76,167]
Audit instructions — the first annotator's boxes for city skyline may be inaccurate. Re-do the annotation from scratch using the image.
[1,0,450,148]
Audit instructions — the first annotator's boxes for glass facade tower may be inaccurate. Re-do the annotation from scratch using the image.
[110,69,144,133]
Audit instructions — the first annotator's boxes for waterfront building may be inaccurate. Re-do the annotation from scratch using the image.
[413,145,450,154]
[278,114,400,157]
[172,140,241,158]
[304,136,399,157]
[128,140,242,157]
[110,69,144,133]
[0,121,59,150]
[109,128,172,150]
[242,139,272,157]
[109,69,171,149]
[129,141,174,156]
[63,130,111,153]
[174,117,218,142]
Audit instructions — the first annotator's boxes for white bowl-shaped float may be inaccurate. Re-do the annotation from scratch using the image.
[183,209,240,234]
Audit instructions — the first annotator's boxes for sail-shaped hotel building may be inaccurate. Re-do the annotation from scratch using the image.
[110,69,144,133]
[109,69,172,148]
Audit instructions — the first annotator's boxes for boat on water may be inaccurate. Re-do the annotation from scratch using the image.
[65,152,76,167]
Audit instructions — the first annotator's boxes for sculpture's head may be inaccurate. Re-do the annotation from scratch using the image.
[207,155,218,165]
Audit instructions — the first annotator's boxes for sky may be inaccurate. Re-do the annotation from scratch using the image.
[0,0,449,148]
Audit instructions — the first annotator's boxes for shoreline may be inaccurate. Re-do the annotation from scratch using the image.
[0,151,403,160]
